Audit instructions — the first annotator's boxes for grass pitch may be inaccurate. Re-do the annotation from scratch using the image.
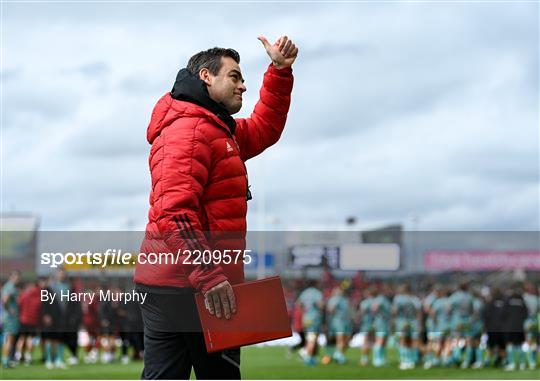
[1,346,538,379]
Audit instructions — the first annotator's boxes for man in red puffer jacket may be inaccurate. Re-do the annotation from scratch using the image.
[134,35,298,379]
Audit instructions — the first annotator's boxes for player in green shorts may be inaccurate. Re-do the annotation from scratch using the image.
[449,282,476,368]
[297,280,324,366]
[393,284,422,370]
[470,291,486,369]
[371,285,391,367]
[357,286,376,366]
[323,283,352,365]
[2,270,21,369]
[424,285,450,368]
[422,285,438,369]
[523,282,539,370]
[435,287,453,366]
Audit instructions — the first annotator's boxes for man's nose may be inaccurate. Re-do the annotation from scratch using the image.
[239,83,247,93]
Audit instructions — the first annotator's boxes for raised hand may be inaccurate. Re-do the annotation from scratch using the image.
[258,35,299,69]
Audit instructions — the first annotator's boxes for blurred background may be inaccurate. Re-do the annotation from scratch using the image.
[2,2,538,231]
[1,2,539,378]
[2,0,538,280]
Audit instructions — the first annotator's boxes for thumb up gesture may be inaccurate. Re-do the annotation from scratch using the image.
[258,35,298,69]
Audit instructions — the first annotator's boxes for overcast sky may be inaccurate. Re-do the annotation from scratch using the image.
[2,2,538,231]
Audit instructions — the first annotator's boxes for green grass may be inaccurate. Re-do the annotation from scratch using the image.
[1,346,539,379]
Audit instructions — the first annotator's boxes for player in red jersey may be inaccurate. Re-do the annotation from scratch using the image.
[15,278,46,365]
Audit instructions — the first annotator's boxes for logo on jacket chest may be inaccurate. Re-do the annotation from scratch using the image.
[226,141,234,152]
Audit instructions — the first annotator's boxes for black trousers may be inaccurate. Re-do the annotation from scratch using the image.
[64,331,79,357]
[137,286,241,380]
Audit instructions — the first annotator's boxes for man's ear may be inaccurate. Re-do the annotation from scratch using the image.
[199,68,212,86]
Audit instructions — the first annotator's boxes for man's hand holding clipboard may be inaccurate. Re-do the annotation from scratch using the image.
[196,276,292,353]
[204,281,237,320]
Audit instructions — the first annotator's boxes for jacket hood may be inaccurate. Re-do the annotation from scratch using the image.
[146,69,236,144]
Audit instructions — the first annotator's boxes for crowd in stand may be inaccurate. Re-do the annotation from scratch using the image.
[1,269,143,369]
[284,270,539,370]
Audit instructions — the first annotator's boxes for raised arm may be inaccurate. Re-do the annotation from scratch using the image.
[234,36,298,161]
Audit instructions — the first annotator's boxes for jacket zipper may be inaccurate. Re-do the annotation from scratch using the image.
[232,138,252,201]
[212,115,252,201]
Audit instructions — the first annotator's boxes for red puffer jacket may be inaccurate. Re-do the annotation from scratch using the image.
[134,64,293,293]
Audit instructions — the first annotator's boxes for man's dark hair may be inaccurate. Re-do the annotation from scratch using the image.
[186,47,240,76]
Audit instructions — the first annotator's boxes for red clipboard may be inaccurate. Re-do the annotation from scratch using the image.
[195,276,292,353]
